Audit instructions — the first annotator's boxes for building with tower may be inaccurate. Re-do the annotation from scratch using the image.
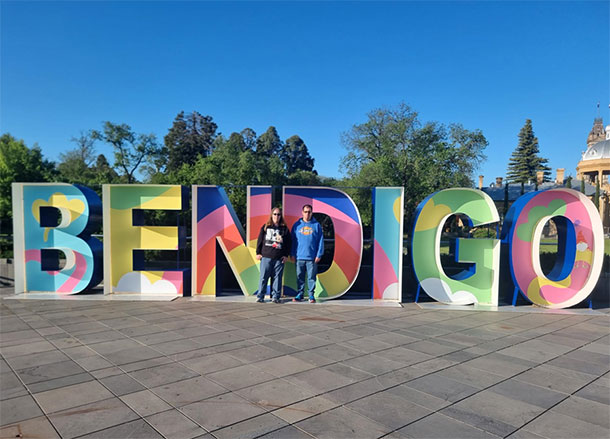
[481,116,609,234]
[577,117,610,231]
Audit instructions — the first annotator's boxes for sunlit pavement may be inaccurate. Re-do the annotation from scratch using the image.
[1,286,608,439]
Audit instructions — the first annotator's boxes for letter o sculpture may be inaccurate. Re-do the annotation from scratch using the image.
[503,188,604,309]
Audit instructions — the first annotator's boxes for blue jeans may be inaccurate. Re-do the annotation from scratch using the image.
[257,257,284,300]
[295,259,317,300]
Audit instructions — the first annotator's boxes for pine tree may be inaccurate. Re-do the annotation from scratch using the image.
[506,119,551,186]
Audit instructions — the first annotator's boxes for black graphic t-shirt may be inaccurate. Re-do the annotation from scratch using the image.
[256,224,291,260]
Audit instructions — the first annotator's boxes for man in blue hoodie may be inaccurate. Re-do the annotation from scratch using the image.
[291,204,324,303]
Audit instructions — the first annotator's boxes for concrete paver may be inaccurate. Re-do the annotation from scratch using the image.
[33,380,114,414]
[0,394,43,426]
[1,287,608,438]
[180,393,267,432]
[520,410,610,439]
[120,389,173,417]
[47,397,139,439]
[0,415,61,438]
[145,409,207,439]
[398,412,500,438]
[78,419,164,438]
[296,406,391,438]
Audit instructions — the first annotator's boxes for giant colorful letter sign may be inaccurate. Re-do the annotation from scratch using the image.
[12,182,605,309]
[372,187,404,300]
[103,185,188,295]
[12,183,103,294]
[412,188,500,306]
[283,187,363,300]
[501,188,604,308]
[192,186,270,296]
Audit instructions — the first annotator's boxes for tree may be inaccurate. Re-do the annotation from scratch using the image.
[57,132,97,185]
[174,132,286,222]
[226,132,247,152]
[506,119,551,189]
[580,178,586,194]
[164,111,217,172]
[256,126,282,157]
[240,128,257,151]
[281,135,315,174]
[565,176,572,188]
[94,122,161,184]
[286,170,321,186]
[0,134,55,217]
[341,103,488,228]
[90,154,120,185]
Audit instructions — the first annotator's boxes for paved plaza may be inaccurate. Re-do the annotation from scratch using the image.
[0,287,608,439]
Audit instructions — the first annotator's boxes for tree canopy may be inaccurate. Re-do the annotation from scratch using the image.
[93,122,162,184]
[164,111,218,172]
[281,135,315,175]
[256,126,282,157]
[341,103,488,228]
[506,119,550,188]
[2,103,494,230]
[57,132,98,185]
[0,134,55,217]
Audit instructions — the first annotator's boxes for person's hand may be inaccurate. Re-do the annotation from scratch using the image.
[314,257,321,264]
[281,256,287,264]
[256,254,262,260]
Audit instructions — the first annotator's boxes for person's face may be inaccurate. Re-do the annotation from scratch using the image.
[272,210,281,224]
[302,207,312,222]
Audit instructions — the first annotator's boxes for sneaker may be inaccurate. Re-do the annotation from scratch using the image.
[309,298,316,303]
[256,298,264,303]
[273,299,281,304]
[292,298,303,302]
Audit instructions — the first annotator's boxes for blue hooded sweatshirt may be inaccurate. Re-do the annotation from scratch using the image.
[290,218,324,260]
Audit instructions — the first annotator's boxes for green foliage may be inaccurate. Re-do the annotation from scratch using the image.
[56,131,120,187]
[256,126,282,157]
[57,133,97,185]
[91,154,121,185]
[93,122,161,184]
[565,175,572,188]
[281,135,315,174]
[169,125,322,221]
[340,103,488,229]
[174,134,287,221]
[164,111,217,172]
[286,170,321,186]
[226,132,248,152]
[581,178,585,194]
[0,134,55,217]
[506,119,551,185]
[472,226,495,238]
[240,128,257,151]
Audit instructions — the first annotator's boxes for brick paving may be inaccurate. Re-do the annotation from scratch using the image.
[1,287,608,438]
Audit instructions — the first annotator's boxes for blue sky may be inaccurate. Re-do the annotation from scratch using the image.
[2,1,608,185]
